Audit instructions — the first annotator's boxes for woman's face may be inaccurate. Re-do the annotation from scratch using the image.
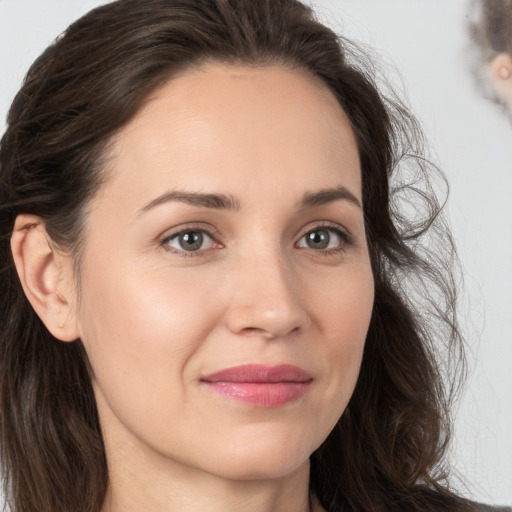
[71,63,374,481]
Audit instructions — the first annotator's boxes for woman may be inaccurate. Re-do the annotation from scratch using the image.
[0,1,508,511]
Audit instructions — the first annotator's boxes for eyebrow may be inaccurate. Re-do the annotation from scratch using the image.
[138,185,361,216]
[299,186,362,209]
[139,191,241,214]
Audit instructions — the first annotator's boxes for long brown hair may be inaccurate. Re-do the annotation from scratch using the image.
[0,1,469,510]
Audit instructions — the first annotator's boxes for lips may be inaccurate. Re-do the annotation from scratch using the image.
[201,364,312,407]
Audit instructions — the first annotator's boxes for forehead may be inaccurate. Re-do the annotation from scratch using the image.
[98,63,361,212]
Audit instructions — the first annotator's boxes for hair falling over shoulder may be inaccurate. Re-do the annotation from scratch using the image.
[0,1,474,511]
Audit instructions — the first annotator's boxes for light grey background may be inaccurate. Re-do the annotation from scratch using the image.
[1,0,510,506]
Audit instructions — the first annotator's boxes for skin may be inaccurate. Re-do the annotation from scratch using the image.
[12,64,374,512]
[487,53,512,112]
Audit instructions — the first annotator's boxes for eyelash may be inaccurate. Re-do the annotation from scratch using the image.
[158,222,352,258]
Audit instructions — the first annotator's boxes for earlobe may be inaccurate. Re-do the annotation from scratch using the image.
[10,214,80,342]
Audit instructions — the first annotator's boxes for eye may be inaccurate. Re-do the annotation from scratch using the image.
[296,226,348,251]
[163,230,215,253]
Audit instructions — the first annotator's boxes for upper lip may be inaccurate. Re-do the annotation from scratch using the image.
[201,364,312,383]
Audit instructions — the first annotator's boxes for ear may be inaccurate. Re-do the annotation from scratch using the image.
[488,53,512,98]
[489,53,512,83]
[10,214,80,342]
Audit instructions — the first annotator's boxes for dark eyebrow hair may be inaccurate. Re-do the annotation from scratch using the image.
[138,191,241,214]
[300,186,362,209]
[137,185,361,217]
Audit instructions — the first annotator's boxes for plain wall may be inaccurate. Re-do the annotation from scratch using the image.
[1,0,511,506]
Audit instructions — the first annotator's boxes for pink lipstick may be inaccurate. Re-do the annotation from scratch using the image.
[201,364,312,407]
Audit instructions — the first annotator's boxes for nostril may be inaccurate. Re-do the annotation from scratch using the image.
[240,327,273,337]
[238,325,301,340]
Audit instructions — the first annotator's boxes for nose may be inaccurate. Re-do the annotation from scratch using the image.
[224,249,311,340]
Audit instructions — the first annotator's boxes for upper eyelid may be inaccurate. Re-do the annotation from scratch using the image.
[158,223,221,242]
[296,221,351,240]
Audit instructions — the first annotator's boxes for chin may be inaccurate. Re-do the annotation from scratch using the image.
[209,454,310,482]
[199,429,316,481]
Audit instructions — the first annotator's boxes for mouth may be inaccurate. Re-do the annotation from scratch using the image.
[200,364,313,407]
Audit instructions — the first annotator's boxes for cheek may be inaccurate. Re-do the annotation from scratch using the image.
[80,254,219,340]
[310,261,374,340]
[74,257,233,458]
[309,264,374,405]
[75,257,224,403]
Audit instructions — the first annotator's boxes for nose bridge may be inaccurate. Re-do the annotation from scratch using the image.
[226,238,309,338]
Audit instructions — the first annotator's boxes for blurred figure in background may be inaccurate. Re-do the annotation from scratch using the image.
[469,0,512,113]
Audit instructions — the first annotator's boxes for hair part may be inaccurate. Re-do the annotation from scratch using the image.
[1,1,468,511]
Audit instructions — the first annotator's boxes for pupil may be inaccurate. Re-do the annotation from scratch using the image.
[181,232,203,251]
[308,230,329,249]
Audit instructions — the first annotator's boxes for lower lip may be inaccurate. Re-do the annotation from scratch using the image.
[202,381,311,407]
